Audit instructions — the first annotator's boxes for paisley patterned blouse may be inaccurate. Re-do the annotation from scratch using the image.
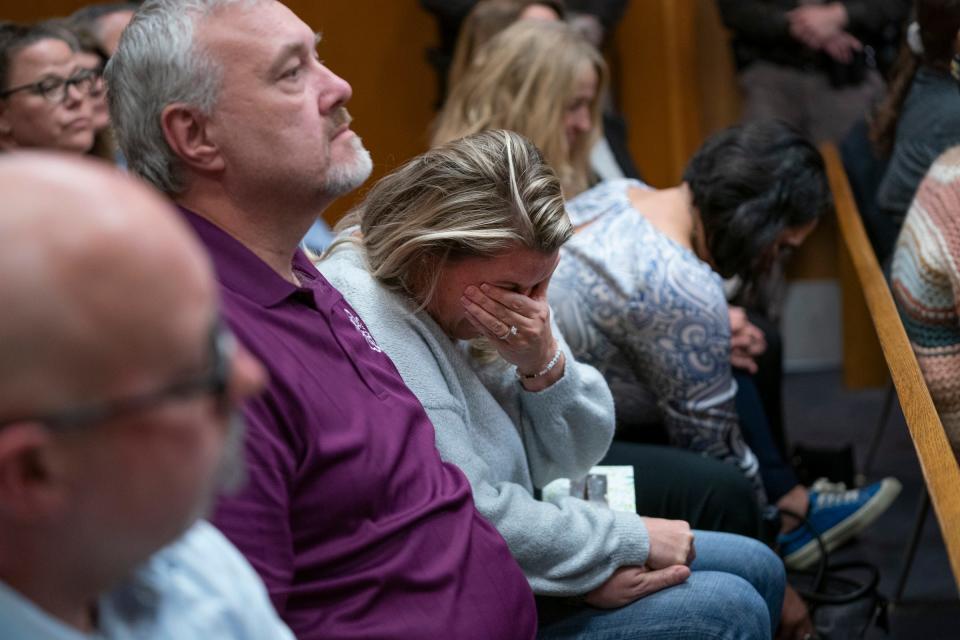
[549,179,764,503]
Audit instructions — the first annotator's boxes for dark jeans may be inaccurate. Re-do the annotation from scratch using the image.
[733,371,800,504]
[745,312,787,459]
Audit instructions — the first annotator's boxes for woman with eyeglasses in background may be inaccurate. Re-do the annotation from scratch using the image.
[46,18,117,162]
[0,23,97,154]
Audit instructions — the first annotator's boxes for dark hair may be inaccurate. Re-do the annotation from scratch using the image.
[871,0,960,156]
[42,18,109,65]
[683,120,831,280]
[69,3,140,26]
[0,23,79,92]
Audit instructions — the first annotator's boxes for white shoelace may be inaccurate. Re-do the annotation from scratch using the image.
[811,477,861,508]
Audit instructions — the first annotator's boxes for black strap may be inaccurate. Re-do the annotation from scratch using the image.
[779,508,882,605]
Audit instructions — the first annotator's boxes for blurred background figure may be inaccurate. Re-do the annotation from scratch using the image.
[422,0,627,102]
[892,145,960,463]
[424,0,640,185]
[0,22,95,153]
[0,152,289,639]
[717,0,910,144]
[864,0,960,264]
[446,0,564,93]
[434,20,607,196]
[41,18,117,161]
[68,2,137,57]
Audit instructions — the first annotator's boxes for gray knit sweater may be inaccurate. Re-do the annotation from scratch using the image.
[318,243,649,596]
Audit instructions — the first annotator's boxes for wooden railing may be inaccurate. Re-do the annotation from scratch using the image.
[822,142,960,590]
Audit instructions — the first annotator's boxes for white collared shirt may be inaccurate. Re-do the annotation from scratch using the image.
[0,521,294,639]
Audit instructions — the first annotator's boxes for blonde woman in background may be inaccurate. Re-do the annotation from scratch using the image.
[433,20,605,196]
[447,0,564,91]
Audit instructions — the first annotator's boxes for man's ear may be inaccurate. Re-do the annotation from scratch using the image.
[160,103,224,173]
[0,423,68,521]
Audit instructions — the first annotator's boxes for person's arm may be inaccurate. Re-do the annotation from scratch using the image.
[426,403,650,596]
[894,164,960,456]
[716,0,791,42]
[479,325,618,489]
[840,0,911,35]
[462,283,617,487]
[375,300,647,595]
[432,394,696,605]
[625,273,767,505]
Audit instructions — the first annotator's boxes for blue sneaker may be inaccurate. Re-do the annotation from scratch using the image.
[778,477,902,570]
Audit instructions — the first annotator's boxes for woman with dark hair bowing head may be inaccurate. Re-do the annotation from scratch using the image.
[550,120,901,571]
[318,130,785,639]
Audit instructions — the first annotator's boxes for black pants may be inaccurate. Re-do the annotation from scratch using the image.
[734,372,801,504]
[601,441,767,542]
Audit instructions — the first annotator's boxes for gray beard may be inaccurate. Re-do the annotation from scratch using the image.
[323,134,373,198]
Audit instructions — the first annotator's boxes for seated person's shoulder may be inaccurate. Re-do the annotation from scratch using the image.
[155,520,272,596]
[566,178,646,226]
[932,145,960,173]
[317,241,385,301]
[910,146,960,207]
[143,521,293,636]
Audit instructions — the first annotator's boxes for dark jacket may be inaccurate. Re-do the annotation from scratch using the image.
[717,0,910,81]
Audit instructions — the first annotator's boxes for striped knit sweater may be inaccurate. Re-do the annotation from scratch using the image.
[891,146,960,459]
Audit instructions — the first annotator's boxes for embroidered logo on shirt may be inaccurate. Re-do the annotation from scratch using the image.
[344,307,383,353]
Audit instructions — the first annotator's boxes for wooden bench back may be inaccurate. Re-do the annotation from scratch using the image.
[822,143,960,590]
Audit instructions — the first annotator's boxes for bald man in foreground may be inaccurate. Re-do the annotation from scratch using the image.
[0,153,293,639]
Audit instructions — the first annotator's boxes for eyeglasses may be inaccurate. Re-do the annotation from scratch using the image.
[82,63,107,98]
[0,321,235,432]
[0,68,101,104]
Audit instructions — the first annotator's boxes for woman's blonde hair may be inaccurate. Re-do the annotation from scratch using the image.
[331,129,571,309]
[433,20,607,197]
[447,0,565,91]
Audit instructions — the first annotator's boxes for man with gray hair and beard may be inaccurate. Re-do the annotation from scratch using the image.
[0,152,292,638]
[106,1,538,638]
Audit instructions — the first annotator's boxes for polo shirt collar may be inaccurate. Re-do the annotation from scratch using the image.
[179,207,320,308]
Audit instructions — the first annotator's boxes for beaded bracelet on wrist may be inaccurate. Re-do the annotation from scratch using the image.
[517,347,563,380]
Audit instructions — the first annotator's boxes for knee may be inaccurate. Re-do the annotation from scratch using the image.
[740,536,786,586]
[707,574,773,640]
[734,538,786,631]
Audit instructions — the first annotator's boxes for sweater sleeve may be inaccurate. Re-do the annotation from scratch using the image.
[480,326,618,489]
[892,155,960,455]
[716,0,790,42]
[424,403,649,596]
[616,274,767,505]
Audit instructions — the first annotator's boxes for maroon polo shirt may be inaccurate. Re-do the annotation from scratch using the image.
[182,210,536,640]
